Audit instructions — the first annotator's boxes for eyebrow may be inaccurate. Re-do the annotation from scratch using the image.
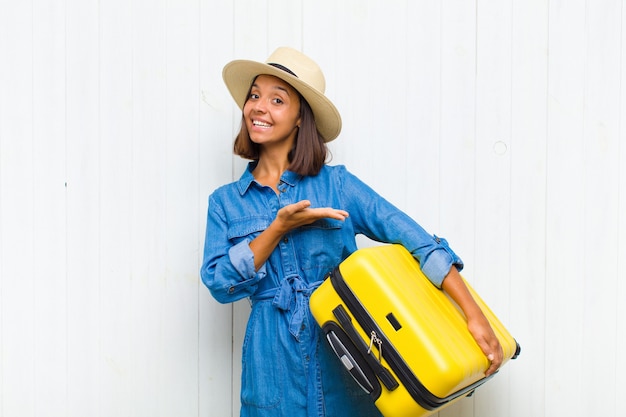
[250,82,292,96]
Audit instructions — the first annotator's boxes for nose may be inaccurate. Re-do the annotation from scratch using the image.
[251,98,267,113]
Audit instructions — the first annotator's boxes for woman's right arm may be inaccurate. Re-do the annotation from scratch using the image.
[200,195,267,303]
[201,196,348,303]
[250,200,349,270]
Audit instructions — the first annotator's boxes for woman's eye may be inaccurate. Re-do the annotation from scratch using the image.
[273,98,284,105]
[249,93,259,100]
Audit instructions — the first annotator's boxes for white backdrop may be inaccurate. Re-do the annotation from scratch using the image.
[1,1,625,416]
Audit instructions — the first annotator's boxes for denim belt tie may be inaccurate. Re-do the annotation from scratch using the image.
[252,276,323,339]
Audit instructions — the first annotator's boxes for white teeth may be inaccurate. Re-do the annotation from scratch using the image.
[253,120,271,128]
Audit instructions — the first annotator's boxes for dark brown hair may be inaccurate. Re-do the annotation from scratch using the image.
[233,81,328,176]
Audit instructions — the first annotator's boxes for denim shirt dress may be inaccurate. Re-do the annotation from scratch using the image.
[201,163,463,417]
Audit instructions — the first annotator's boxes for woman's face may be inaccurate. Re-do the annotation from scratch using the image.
[243,74,301,149]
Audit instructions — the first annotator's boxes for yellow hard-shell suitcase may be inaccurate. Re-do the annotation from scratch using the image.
[309,244,520,417]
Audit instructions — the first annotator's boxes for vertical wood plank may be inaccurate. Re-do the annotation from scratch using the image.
[579,1,622,414]
[617,5,626,416]
[0,2,35,416]
[98,0,134,415]
[404,0,442,230]
[161,1,202,415]
[545,1,586,415]
[509,0,548,416]
[0,10,3,408]
[329,0,375,173]
[267,0,302,49]
[32,1,68,416]
[65,0,101,414]
[366,0,409,209]
[129,0,168,415]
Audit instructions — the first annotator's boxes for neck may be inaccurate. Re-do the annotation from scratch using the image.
[252,154,290,192]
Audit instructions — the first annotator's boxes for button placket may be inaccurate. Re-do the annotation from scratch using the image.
[276,179,299,277]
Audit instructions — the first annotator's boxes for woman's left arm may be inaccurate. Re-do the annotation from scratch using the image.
[337,165,503,375]
[441,266,503,376]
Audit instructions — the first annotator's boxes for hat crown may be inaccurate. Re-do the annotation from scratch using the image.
[265,47,326,94]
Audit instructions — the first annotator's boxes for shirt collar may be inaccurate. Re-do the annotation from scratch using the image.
[236,162,301,195]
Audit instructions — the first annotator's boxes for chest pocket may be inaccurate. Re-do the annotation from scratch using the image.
[227,216,272,244]
[297,218,345,272]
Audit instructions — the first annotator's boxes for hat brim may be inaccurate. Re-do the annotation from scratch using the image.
[222,60,342,142]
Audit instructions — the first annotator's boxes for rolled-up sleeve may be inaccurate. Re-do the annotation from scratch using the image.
[200,194,267,303]
[418,235,464,288]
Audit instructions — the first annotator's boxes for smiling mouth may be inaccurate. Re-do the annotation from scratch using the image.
[252,120,272,128]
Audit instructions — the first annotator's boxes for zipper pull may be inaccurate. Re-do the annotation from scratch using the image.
[367,331,383,362]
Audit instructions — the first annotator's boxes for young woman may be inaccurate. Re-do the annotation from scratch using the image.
[201,47,503,417]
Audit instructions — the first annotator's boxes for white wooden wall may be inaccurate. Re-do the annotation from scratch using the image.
[0,1,624,416]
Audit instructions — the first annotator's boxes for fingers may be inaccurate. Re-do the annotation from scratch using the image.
[484,351,502,376]
[482,341,503,377]
[288,200,348,220]
[468,317,503,377]
[290,200,312,212]
[301,207,349,222]
[276,201,349,231]
[485,362,498,377]
[279,200,312,218]
[318,207,349,220]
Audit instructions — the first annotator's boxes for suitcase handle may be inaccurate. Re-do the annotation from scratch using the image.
[326,329,375,393]
[323,321,383,399]
[333,305,400,391]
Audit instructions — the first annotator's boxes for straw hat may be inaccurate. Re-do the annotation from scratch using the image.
[222,47,342,142]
